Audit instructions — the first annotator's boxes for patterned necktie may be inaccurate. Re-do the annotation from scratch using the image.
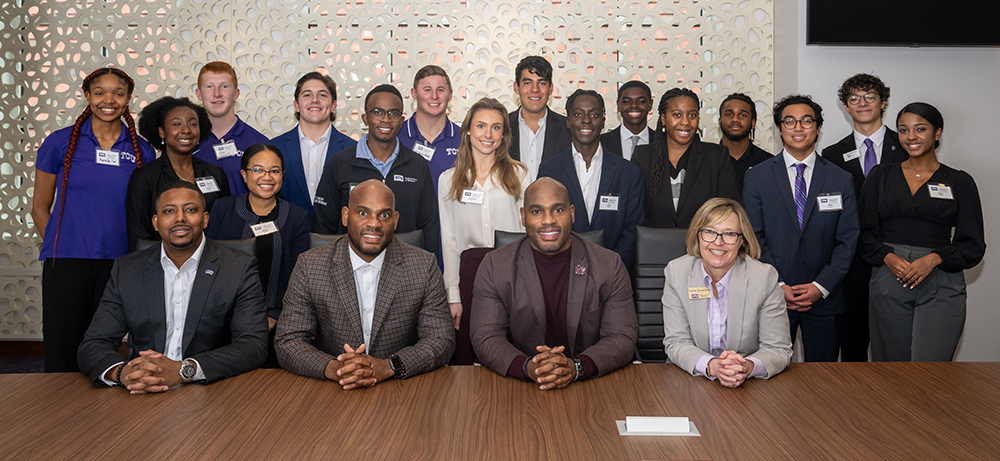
[629,134,640,158]
[862,138,876,177]
[794,163,807,230]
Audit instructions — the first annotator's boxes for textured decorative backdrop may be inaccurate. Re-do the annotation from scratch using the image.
[0,0,772,339]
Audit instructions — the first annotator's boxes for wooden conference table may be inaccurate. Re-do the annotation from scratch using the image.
[2,362,999,460]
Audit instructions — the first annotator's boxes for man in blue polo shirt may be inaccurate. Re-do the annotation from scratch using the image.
[193,61,269,195]
[397,65,460,190]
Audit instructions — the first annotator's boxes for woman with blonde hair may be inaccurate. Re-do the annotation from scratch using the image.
[661,197,792,387]
[438,97,530,364]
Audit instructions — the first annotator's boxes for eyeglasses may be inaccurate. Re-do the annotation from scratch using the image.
[244,167,283,176]
[367,108,403,121]
[780,117,816,129]
[698,229,742,245]
[847,93,878,105]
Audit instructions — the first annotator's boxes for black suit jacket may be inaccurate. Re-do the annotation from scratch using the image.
[78,239,268,385]
[600,125,655,158]
[508,107,572,170]
[631,136,741,228]
[821,128,906,198]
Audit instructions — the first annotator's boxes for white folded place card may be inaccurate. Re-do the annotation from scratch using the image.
[616,417,700,437]
[628,416,689,433]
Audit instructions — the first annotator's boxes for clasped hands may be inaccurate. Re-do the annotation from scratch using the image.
[323,344,394,390]
[106,350,185,395]
[884,253,941,289]
[781,283,822,312]
[526,345,575,391]
[707,351,754,388]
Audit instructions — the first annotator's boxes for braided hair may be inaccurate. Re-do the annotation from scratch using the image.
[648,88,699,198]
[52,67,142,256]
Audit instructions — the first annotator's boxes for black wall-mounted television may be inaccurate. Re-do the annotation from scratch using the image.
[807,1,1000,46]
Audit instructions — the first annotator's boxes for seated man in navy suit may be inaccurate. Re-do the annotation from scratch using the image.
[742,95,858,362]
[269,72,357,215]
[78,181,268,392]
[538,89,645,272]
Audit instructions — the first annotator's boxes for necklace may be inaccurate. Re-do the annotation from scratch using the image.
[906,161,936,178]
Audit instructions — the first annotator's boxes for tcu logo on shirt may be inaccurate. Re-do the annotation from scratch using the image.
[446,148,458,156]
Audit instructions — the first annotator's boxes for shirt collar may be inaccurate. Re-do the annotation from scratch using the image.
[700,259,735,293]
[355,133,400,161]
[348,241,387,273]
[518,108,548,128]
[83,118,130,147]
[853,124,887,151]
[620,125,649,144]
[572,143,604,167]
[404,117,457,143]
[781,149,818,170]
[297,124,333,143]
[159,233,207,270]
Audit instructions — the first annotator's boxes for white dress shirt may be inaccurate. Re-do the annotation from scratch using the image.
[618,125,649,161]
[100,237,208,386]
[518,109,548,180]
[779,149,829,298]
[349,245,386,346]
[853,124,887,165]
[437,167,529,303]
[572,144,604,222]
[298,124,333,203]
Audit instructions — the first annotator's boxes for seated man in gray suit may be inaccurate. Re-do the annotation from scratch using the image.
[471,178,637,390]
[78,181,268,393]
[276,180,454,389]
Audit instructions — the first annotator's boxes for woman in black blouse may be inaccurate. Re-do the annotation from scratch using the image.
[632,88,741,228]
[858,102,985,361]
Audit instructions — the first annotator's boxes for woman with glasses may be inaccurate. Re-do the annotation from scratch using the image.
[661,198,792,387]
[632,88,741,228]
[858,103,985,361]
[438,98,530,364]
[206,143,310,367]
[127,96,231,251]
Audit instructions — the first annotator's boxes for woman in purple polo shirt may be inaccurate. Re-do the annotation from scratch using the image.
[31,67,156,372]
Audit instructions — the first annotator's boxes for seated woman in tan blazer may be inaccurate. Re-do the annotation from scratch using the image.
[661,198,792,387]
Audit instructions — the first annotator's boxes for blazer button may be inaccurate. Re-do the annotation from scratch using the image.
[800,237,806,243]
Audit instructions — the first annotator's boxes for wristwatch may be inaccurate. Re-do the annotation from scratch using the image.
[389,355,406,379]
[179,359,197,383]
[572,358,583,382]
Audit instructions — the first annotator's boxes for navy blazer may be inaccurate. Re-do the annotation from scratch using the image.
[205,195,311,320]
[821,128,907,199]
[599,125,655,158]
[507,107,572,169]
[538,147,645,272]
[742,153,859,316]
[268,125,357,215]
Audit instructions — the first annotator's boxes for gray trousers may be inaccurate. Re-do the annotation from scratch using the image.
[869,244,967,362]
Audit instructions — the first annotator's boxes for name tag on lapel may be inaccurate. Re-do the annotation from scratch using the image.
[842,149,860,162]
[817,193,843,212]
[688,287,711,299]
[598,195,619,211]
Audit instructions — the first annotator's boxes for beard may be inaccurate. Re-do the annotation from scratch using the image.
[722,126,751,142]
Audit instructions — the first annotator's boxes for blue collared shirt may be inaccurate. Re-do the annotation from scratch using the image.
[356,133,400,178]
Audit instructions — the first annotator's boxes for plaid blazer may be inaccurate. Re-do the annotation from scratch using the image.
[275,236,454,380]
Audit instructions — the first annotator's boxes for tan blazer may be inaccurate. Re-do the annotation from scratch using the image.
[275,236,454,380]
[662,254,792,378]
[471,235,638,378]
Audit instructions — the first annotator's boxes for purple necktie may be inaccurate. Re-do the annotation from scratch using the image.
[862,138,876,177]
[794,163,807,230]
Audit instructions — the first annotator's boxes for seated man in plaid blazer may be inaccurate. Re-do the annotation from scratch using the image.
[275,180,454,388]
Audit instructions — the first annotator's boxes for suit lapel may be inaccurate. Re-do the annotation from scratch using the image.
[369,240,401,350]
[542,109,563,162]
[558,156,589,226]
[839,136,864,179]
[770,156,799,230]
[333,239,365,343]
[604,127,623,157]
[565,237,585,355]
[687,267,710,351]
[509,110,521,161]
[183,240,219,353]
[144,249,167,353]
[801,158,829,229]
[591,155,618,228]
[726,260,748,353]
[676,140,703,214]
[516,240,548,331]
[882,129,906,163]
[284,130,312,207]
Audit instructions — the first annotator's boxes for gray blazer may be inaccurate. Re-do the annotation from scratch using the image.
[275,236,454,380]
[662,254,792,378]
[471,234,638,378]
[78,240,269,385]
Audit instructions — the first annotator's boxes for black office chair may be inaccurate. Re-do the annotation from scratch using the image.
[136,238,257,257]
[493,229,605,249]
[632,226,688,362]
[309,230,424,250]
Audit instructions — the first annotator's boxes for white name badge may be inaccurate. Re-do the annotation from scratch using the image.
[195,176,221,194]
[842,149,860,162]
[599,195,619,211]
[213,141,238,160]
[928,184,954,200]
[817,193,843,211]
[461,189,485,204]
[96,149,120,166]
[413,143,436,161]
[251,221,279,237]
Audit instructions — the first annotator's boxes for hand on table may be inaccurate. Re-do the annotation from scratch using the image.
[324,344,393,390]
[526,345,574,391]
